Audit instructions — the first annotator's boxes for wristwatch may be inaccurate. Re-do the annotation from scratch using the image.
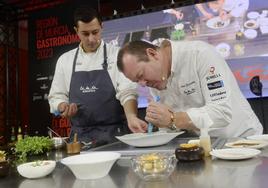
[168,110,177,130]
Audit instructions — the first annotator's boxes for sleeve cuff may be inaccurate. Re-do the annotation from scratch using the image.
[186,108,214,130]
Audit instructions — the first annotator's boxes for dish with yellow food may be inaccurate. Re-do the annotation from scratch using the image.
[131,153,176,181]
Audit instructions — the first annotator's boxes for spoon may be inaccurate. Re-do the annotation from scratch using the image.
[47,126,68,144]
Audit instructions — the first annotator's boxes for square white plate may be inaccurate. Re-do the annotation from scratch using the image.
[210,148,261,160]
[116,131,184,147]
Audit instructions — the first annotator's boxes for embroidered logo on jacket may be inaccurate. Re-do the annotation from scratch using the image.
[80,85,98,93]
[207,80,224,90]
[184,88,196,95]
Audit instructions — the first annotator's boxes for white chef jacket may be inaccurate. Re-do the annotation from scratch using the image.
[48,40,138,114]
[151,40,263,138]
[222,0,249,17]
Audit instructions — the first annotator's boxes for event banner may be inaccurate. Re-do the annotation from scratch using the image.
[28,3,80,135]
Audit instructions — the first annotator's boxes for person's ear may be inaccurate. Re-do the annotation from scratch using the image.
[74,26,78,33]
[146,48,158,60]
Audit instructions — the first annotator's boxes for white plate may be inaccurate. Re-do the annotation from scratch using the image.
[210,148,261,160]
[206,17,230,29]
[247,11,260,20]
[244,19,259,29]
[247,134,268,141]
[225,139,268,149]
[116,131,184,147]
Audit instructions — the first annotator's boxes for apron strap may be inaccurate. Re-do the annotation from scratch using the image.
[102,44,108,70]
[72,47,79,73]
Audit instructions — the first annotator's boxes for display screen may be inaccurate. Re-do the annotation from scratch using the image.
[102,0,268,107]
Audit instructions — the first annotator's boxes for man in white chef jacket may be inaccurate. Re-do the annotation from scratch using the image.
[117,40,263,138]
[48,6,147,144]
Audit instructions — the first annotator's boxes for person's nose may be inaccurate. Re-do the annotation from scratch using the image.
[87,34,96,42]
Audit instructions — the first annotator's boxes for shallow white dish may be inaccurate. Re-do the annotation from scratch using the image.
[206,17,230,29]
[247,11,260,20]
[116,131,184,147]
[61,152,120,180]
[225,139,268,149]
[247,134,268,141]
[210,148,261,160]
[17,160,56,179]
[244,29,258,39]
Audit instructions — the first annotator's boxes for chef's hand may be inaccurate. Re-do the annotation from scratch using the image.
[127,114,147,133]
[58,102,78,118]
[219,10,230,21]
[145,101,172,128]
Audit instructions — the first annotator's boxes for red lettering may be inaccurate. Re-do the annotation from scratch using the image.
[36,17,58,29]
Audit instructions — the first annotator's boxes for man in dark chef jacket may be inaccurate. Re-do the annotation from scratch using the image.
[48,6,147,144]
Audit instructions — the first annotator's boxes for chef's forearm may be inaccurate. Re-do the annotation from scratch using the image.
[123,99,138,118]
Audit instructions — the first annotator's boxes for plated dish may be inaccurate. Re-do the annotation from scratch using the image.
[206,17,230,29]
[116,131,184,147]
[225,139,268,149]
[244,19,259,29]
[17,160,56,179]
[210,148,261,160]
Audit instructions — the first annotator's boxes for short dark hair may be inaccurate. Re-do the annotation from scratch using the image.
[73,6,102,27]
[117,40,158,72]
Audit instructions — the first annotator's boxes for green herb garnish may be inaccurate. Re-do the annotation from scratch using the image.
[15,136,53,163]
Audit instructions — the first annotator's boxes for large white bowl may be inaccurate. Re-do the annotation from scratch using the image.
[17,160,56,179]
[60,152,121,180]
[116,131,184,147]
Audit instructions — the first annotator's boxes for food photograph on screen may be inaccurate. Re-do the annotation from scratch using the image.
[102,0,268,107]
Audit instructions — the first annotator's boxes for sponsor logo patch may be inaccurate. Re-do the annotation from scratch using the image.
[206,73,221,81]
[211,96,227,101]
[207,80,224,90]
[209,66,215,74]
[210,91,226,97]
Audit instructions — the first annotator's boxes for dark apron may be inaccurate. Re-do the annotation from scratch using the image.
[69,44,128,144]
